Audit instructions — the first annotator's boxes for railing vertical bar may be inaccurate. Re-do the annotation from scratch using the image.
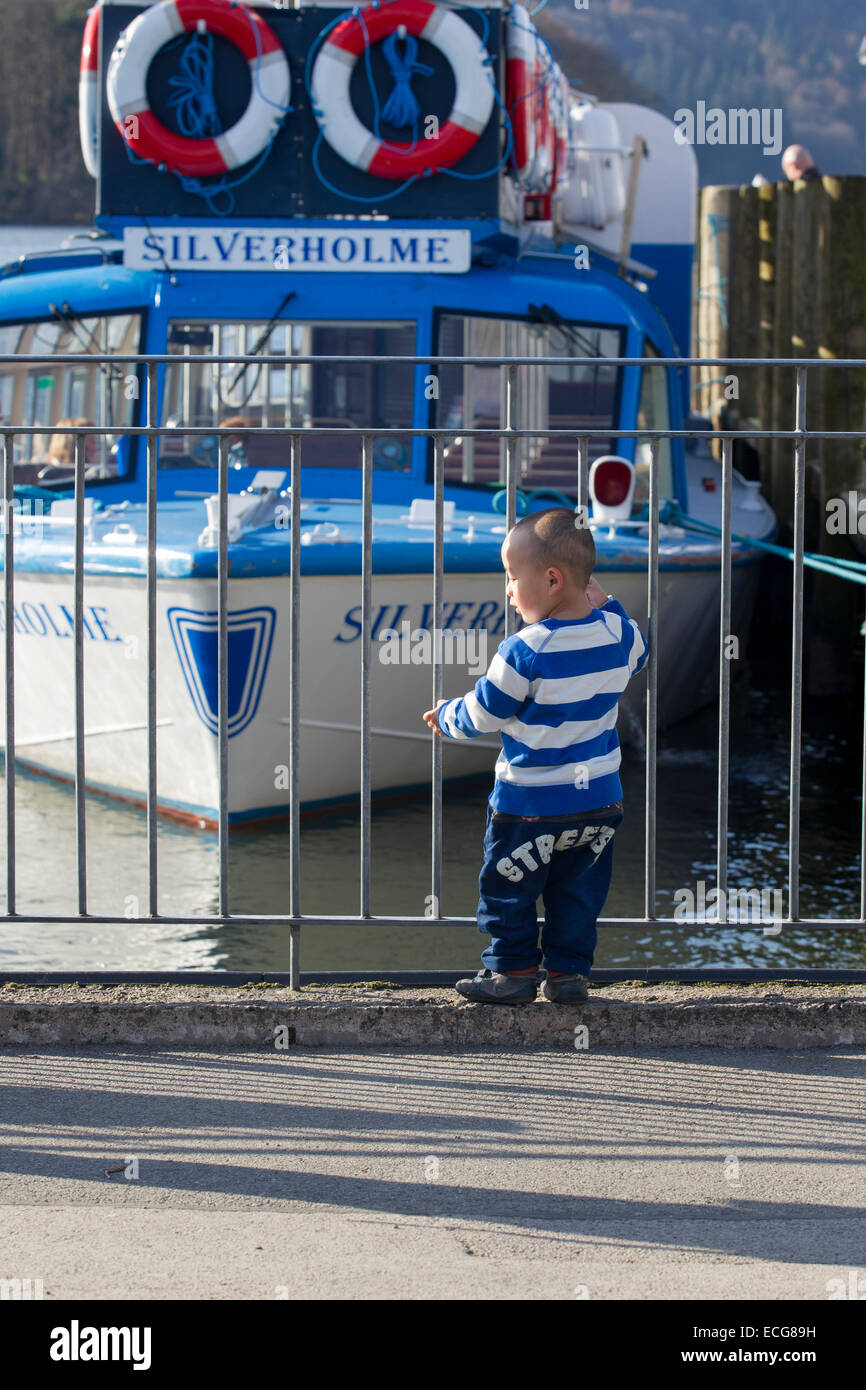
[644,437,659,920]
[717,436,733,902]
[789,367,807,922]
[360,433,373,917]
[463,322,475,484]
[3,434,15,915]
[217,433,229,918]
[576,435,589,523]
[862,623,866,921]
[288,432,301,987]
[431,433,444,921]
[145,362,159,917]
[505,362,518,637]
[73,433,87,917]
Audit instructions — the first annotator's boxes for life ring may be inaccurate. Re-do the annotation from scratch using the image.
[310,0,494,181]
[106,0,290,178]
[505,3,536,184]
[506,6,564,193]
[79,1,102,178]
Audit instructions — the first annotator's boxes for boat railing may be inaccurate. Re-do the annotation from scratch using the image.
[0,241,123,278]
[1,352,866,982]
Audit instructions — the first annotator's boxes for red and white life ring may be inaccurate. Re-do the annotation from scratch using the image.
[79,1,102,178]
[106,0,290,178]
[505,4,536,184]
[506,5,565,194]
[310,0,494,181]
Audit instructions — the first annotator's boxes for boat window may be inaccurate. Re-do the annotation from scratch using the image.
[0,312,142,483]
[435,313,623,492]
[634,339,673,513]
[161,320,415,471]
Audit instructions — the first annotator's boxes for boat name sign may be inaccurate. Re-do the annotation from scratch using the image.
[123,227,472,274]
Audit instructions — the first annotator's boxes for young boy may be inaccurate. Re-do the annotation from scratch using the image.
[422,507,649,1005]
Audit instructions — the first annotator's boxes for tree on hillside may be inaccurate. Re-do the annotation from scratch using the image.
[537,11,659,105]
[0,0,93,223]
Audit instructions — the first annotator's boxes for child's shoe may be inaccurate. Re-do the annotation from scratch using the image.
[542,972,589,1003]
[455,969,539,1005]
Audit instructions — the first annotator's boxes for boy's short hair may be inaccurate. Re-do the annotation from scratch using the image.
[509,507,596,587]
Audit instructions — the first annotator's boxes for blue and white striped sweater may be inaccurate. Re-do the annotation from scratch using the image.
[434,599,649,815]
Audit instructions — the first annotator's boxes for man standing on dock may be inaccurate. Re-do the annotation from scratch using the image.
[781,144,823,180]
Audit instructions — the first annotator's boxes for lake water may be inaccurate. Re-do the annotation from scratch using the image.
[0,226,90,264]
[0,229,862,974]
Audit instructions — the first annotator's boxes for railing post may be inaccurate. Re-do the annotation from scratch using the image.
[576,435,588,523]
[644,437,659,920]
[431,433,444,923]
[360,433,373,917]
[73,432,87,918]
[789,366,807,923]
[3,433,15,916]
[288,432,301,988]
[462,320,475,483]
[504,362,518,637]
[717,435,733,906]
[146,361,159,918]
[217,432,229,918]
[862,610,866,920]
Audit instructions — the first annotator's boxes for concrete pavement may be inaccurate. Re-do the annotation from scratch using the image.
[0,1045,863,1298]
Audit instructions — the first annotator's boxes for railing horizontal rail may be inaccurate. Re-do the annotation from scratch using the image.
[0,914,861,930]
[0,426,861,440]
[2,970,865,986]
[0,353,864,368]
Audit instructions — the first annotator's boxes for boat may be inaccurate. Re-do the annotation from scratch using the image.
[0,0,776,826]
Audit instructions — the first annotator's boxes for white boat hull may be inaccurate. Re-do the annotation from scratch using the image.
[0,559,761,823]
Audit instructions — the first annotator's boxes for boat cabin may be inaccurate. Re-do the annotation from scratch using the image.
[0,246,684,518]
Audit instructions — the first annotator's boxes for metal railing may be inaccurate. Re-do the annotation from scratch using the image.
[1,352,866,984]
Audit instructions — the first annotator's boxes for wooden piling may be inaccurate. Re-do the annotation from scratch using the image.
[695,175,866,694]
[805,177,866,695]
[756,180,776,489]
[694,185,734,419]
[770,179,794,521]
[728,184,761,428]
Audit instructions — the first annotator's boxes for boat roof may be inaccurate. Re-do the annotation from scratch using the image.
[0,237,679,354]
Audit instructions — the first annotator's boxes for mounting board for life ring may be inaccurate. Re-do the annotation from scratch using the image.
[97,3,501,221]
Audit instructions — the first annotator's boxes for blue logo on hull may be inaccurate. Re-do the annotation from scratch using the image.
[168,607,276,737]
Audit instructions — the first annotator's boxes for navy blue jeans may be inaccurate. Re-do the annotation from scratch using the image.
[476,802,624,976]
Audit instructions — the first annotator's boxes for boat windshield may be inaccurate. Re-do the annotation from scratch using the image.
[161,320,415,471]
[435,313,624,493]
[0,312,142,484]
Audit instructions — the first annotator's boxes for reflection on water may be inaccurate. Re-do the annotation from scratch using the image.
[0,668,863,971]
